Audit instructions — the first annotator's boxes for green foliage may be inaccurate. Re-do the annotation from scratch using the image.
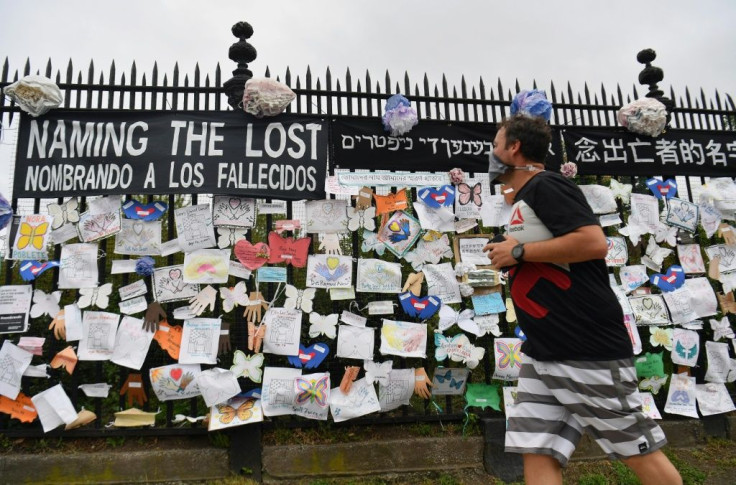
[664,449,707,485]
[209,432,230,449]
[105,436,125,448]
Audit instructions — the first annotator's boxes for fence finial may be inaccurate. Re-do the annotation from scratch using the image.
[637,48,674,119]
[223,21,257,110]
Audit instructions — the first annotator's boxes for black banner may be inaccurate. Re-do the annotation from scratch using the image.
[332,118,565,173]
[562,128,736,177]
[14,110,329,199]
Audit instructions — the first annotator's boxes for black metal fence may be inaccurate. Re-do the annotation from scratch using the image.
[1,53,735,470]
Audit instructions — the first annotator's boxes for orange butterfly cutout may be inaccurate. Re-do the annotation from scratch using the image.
[374,189,408,215]
[50,346,78,374]
[17,221,49,250]
[217,398,255,424]
[0,392,37,423]
[154,321,183,360]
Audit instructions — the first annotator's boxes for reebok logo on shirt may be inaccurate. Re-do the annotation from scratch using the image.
[510,206,524,225]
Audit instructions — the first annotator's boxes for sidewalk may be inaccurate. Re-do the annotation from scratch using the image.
[0,416,734,484]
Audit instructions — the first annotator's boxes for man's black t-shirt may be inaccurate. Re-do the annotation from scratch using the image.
[506,171,633,361]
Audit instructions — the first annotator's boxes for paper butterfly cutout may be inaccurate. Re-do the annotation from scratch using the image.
[457,182,482,206]
[234,240,270,270]
[418,185,456,208]
[220,281,250,313]
[308,312,338,339]
[17,220,49,250]
[122,199,168,221]
[646,178,677,200]
[217,227,248,249]
[47,198,80,229]
[640,375,668,395]
[654,223,678,247]
[295,375,330,406]
[398,292,441,320]
[346,206,377,231]
[710,317,735,341]
[230,350,264,383]
[434,369,465,390]
[77,283,113,309]
[642,236,673,271]
[361,230,386,256]
[618,222,648,246]
[496,340,522,370]
[650,266,685,292]
[0,392,38,423]
[267,232,312,267]
[438,306,479,335]
[50,346,77,374]
[434,333,485,369]
[364,360,393,385]
[284,285,316,313]
[287,343,330,369]
[19,260,60,281]
[373,189,408,215]
[610,179,633,204]
[217,398,256,424]
[30,289,62,318]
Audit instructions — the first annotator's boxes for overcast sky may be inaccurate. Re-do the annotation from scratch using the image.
[1,0,735,198]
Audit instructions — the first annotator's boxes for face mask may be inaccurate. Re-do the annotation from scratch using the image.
[488,153,510,181]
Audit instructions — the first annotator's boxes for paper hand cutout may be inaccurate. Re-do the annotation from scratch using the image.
[319,233,343,255]
[120,373,147,407]
[153,321,182,360]
[719,223,736,246]
[649,265,685,292]
[188,285,217,316]
[243,291,269,324]
[339,366,361,394]
[414,368,434,399]
[48,309,66,340]
[418,185,456,208]
[143,301,167,333]
[50,346,77,374]
[402,272,424,296]
[288,343,330,369]
[708,255,722,281]
[248,322,266,353]
[646,178,678,200]
[354,187,374,210]
[398,292,441,320]
[218,321,231,355]
[718,292,736,315]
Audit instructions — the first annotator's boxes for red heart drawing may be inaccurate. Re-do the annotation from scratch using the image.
[234,240,271,270]
[169,268,182,280]
[229,198,241,210]
[170,367,183,381]
[299,351,316,364]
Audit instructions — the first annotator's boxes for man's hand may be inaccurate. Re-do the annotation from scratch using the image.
[483,236,520,270]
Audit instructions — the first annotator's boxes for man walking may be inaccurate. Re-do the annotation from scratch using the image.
[484,114,681,485]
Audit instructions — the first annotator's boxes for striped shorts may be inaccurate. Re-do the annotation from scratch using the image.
[505,356,667,466]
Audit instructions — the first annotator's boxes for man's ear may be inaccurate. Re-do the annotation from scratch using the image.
[509,140,521,156]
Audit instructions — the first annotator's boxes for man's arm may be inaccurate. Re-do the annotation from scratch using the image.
[483,225,608,268]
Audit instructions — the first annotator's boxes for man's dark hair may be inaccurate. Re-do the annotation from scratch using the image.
[498,114,552,164]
